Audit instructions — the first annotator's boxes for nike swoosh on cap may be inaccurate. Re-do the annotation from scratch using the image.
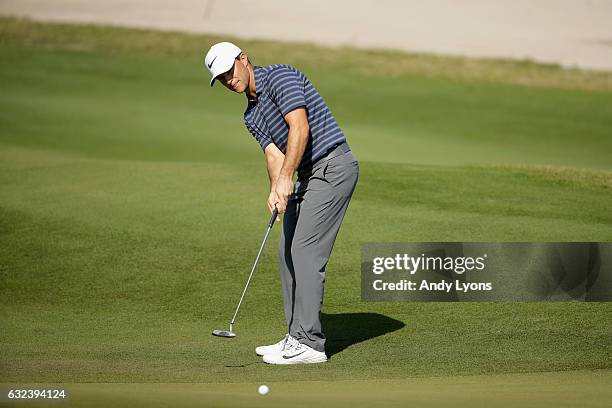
[208,56,217,69]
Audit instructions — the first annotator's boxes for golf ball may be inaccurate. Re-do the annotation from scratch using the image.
[258,384,269,395]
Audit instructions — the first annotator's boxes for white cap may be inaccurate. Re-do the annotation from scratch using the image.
[204,42,242,87]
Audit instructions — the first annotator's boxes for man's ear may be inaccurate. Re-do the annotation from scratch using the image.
[239,52,249,66]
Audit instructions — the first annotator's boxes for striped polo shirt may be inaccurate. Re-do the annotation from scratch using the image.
[243,64,346,172]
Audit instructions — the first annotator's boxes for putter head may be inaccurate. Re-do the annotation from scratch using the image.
[212,329,236,338]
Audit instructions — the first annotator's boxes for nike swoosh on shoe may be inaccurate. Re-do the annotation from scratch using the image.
[282,349,307,359]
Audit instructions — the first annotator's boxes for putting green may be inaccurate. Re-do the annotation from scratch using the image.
[3,369,611,407]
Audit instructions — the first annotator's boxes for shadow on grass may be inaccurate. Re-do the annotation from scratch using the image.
[322,312,405,357]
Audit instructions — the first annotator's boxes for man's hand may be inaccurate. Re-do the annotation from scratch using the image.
[274,174,294,213]
[267,190,281,222]
[263,108,308,216]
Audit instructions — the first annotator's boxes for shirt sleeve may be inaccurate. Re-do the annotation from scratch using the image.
[267,67,307,117]
[245,122,272,151]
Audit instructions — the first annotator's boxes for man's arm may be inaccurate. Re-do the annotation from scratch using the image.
[264,143,284,218]
[275,107,309,213]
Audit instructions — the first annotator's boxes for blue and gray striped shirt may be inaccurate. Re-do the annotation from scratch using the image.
[243,64,346,172]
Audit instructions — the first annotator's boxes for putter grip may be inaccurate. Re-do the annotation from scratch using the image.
[269,207,279,228]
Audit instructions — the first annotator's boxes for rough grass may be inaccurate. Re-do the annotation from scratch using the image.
[492,165,612,191]
[1,16,612,91]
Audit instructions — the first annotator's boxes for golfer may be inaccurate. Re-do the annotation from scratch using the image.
[204,42,358,364]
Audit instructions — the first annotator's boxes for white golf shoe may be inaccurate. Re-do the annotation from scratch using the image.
[255,334,298,356]
[262,341,327,365]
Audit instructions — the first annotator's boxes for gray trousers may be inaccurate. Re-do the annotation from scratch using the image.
[279,144,359,353]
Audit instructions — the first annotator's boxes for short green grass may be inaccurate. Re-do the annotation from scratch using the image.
[0,18,611,406]
[3,370,612,408]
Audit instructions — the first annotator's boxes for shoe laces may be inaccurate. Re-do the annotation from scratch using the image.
[281,335,299,351]
[277,334,290,350]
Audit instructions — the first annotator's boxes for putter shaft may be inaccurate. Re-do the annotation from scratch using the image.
[228,208,279,328]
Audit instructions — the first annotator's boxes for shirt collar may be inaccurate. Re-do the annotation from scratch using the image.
[251,65,267,101]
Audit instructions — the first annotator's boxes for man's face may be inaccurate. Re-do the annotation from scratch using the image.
[218,54,249,94]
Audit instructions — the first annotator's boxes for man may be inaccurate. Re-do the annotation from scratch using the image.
[204,42,358,364]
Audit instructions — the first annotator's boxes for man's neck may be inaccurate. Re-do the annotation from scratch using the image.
[246,64,257,100]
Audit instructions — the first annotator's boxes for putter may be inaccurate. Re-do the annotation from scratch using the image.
[212,206,280,338]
